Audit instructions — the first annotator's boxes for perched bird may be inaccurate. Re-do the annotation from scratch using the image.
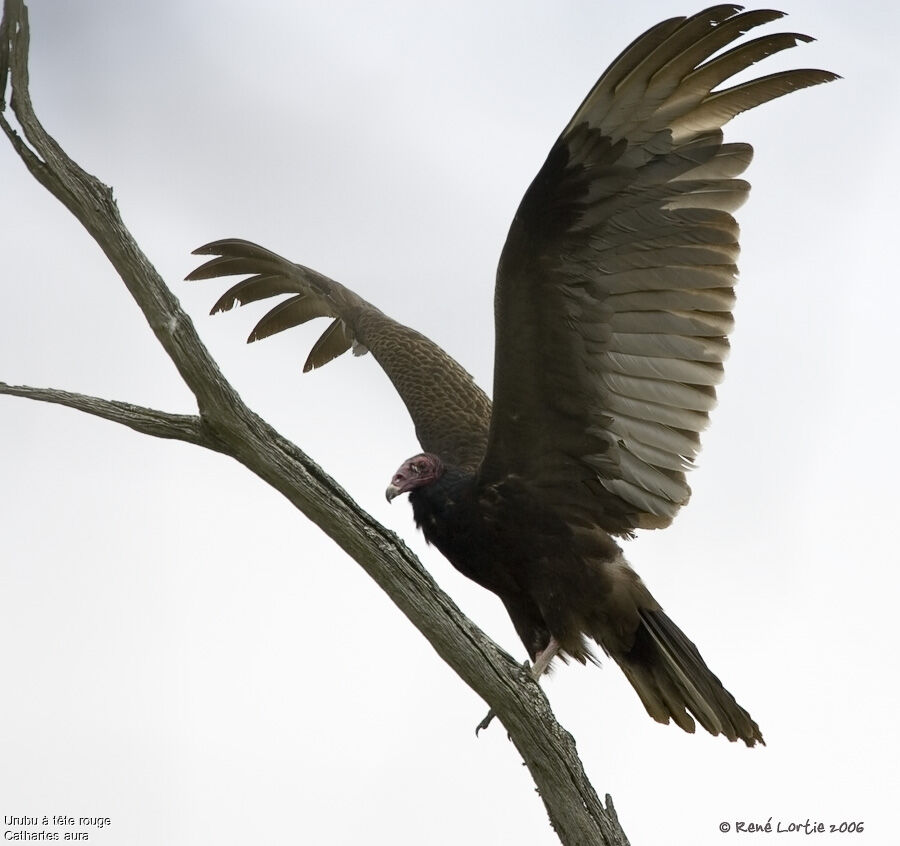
[187,6,836,746]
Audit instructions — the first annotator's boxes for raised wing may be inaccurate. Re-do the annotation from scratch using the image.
[187,239,491,469]
[480,6,837,535]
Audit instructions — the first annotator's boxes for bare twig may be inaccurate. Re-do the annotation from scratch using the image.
[0,2,629,843]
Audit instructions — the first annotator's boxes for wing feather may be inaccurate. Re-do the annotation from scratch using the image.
[604,351,725,385]
[210,275,305,313]
[303,318,354,371]
[248,294,329,341]
[608,310,734,337]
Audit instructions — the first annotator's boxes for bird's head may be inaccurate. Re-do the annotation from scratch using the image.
[385,453,444,502]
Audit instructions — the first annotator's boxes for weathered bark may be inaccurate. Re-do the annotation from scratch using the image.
[0,2,630,843]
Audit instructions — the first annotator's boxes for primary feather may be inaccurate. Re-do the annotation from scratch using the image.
[188,7,836,746]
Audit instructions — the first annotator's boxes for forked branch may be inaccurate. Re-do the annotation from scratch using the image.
[0,2,628,843]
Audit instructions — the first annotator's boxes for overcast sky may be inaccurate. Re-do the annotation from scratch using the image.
[2,2,897,844]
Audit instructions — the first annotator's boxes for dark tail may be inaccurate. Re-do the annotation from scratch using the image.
[616,608,764,747]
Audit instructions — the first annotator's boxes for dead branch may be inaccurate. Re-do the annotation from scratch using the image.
[0,2,629,843]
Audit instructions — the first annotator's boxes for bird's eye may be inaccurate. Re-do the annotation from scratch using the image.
[411,463,421,475]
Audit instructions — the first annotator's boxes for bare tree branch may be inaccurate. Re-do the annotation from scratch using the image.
[0,1,630,843]
[0,382,219,447]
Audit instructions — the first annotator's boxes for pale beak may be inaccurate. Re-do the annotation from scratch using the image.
[385,483,402,503]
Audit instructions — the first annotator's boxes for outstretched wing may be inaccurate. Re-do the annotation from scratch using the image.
[480,6,837,535]
[187,239,491,470]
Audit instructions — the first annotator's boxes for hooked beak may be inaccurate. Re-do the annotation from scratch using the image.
[385,466,413,503]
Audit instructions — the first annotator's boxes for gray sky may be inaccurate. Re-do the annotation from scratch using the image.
[2,2,897,844]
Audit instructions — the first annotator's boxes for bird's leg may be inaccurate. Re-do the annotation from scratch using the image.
[475,637,560,735]
[529,636,560,680]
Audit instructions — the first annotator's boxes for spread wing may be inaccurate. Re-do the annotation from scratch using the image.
[479,6,837,535]
[186,239,491,470]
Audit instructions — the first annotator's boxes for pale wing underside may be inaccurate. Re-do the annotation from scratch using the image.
[482,6,837,535]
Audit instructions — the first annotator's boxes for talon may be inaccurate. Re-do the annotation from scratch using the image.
[475,709,496,735]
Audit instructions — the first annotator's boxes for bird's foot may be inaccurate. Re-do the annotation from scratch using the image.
[474,655,548,736]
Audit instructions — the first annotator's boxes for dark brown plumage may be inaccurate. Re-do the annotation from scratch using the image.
[187,6,836,746]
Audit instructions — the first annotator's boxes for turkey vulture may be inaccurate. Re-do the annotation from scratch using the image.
[187,6,836,747]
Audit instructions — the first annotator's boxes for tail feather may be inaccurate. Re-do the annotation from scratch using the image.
[616,608,764,747]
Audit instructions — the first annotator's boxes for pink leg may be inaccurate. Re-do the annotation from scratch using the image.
[529,636,560,679]
[476,637,560,735]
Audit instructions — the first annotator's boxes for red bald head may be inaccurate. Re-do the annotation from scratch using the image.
[385,453,444,502]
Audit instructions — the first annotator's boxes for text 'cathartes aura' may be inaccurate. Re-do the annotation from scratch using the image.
[187,6,836,747]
